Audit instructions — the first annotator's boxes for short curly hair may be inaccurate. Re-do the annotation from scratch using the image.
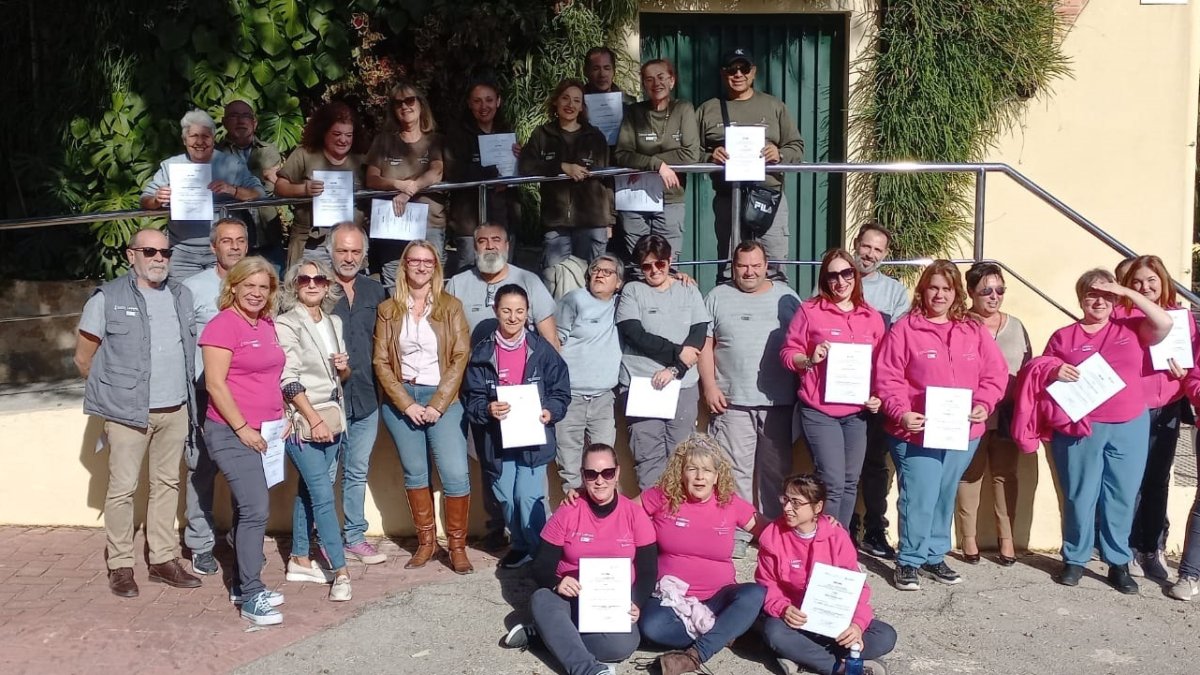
[299,101,368,154]
[655,434,736,514]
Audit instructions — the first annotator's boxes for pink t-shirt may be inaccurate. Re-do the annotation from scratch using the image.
[540,495,656,582]
[640,486,756,601]
[1043,317,1147,423]
[496,340,527,386]
[198,309,286,429]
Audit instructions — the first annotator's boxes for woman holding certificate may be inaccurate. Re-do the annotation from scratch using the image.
[781,249,886,528]
[464,285,571,569]
[274,102,368,268]
[757,474,897,675]
[502,443,657,675]
[373,241,474,574]
[1042,268,1172,593]
[874,260,1007,591]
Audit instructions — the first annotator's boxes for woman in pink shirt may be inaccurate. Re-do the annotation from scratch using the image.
[757,474,896,675]
[1044,268,1172,593]
[638,434,766,675]
[874,260,1007,591]
[781,248,886,527]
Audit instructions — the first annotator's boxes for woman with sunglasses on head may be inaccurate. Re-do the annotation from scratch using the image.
[757,474,897,675]
[953,263,1031,567]
[275,259,352,601]
[502,443,657,675]
[781,249,886,530]
[617,234,710,490]
[366,81,448,289]
[373,240,474,574]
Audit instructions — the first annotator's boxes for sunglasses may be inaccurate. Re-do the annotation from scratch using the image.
[976,286,1006,297]
[131,247,173,259]
[779,496,813,509]
[392,95,419,108]
[724,64,752,75]
[297,274,330,287]
[583,467,618,481]
[640,259,669,273]
[824,268,855,284]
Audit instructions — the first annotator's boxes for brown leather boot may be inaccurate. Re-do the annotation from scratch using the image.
[444,494,474,575]
[405,487,439,569]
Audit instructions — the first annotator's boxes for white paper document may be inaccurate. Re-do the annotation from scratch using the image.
[1149,308,1195,371]
[584,92,624,145]
[626,376,682,420]
[259,417,289,489]
[1047,353,1127,423]
[799,562,868,639]
[922,386,972,451]
[578,557,632,634]
[167,162,214,221]
[311,170,355,229]
[723,126,766,182]
[369,199,428,241]
[478,133,518,177]
[496,384,546,449]
[614,173,665,212]
[823,342,873,405]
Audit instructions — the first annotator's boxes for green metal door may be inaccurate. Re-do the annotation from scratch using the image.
[639,12,848,292]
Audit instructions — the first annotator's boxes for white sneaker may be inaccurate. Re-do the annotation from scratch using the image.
[329,575,352,602]
[1169,575,1199,601]
[1140,550,1170,581]
[286,559,334,584]
[1127,555,1145,578]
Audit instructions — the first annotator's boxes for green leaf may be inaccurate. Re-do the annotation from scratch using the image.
[251,60,275,86]
[313,51,344,80]
[294,56,319,88]
[309,8,333,37]
[70,118,90,141]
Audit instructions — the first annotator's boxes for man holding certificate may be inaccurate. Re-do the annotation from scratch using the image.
[874,261,1007,591]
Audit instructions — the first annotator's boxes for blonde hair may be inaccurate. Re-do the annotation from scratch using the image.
[656,434,736,514]
[388,81,436,134]
[279,258,343,314]
[392,240,451,322]
[218,256,280,316]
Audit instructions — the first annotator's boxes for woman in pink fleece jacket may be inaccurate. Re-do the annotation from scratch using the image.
[874,260,1007,591]
[757,474,896,675]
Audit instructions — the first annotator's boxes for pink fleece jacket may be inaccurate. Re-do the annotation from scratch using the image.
[780,298,887,417]
[1010,355,1092,453]
[1042,318,1147,423]
[755,515,874,631]
[1116,305,1197,409]
[874,313,1008,444]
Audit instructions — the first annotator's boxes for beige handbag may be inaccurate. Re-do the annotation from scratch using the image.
[295,400,345,440]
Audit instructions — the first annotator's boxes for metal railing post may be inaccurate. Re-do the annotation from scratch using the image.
[973,169,986,262]
[477,184,488,226]
[730,183,742,262]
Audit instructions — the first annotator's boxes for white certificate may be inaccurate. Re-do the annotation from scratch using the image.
[167,162,214,221]
[496,384,546,449]
[478,133,518,177]
[614,173,664,213]
[799,562,868,639]
[823,342,873,405]
[922,386,972,451]
[1149,308,1194,371]
[259,417,289,489]
[723,125,766,182]
[625,376,681,420]
[1047,352,1127,423]
[311,170,355,229]
[584,92,624,145]
[369,199,428,241]
[578,558,632,634]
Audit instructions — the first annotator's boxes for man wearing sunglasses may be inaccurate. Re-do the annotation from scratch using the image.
[697,48,805,278]
[74,228,202,597]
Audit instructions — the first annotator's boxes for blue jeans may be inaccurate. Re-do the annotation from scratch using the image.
[761,617,898,675]
[888,435,980,569]
[287,437,347,570]
[381,386,471,496]
[1050,412,1150,566]
[639,582,765,662]
[337,410,380,546]
[492,460,547,554]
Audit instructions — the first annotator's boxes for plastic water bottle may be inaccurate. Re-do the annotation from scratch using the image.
[844,644,864,675]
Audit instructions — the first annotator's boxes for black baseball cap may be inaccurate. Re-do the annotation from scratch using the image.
[722,48,754,68]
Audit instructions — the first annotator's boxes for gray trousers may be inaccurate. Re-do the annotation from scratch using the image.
[619,203,685,261]
[713,190,790,276]
[626,385,700,490]
[182,432,217,555]
[556,391,617,491]
[168,241,215,281]
[204,419,270,598]
[798,405,869,528]
[531,587,640,675]
[709,404,794,521]
[541,227,609,271]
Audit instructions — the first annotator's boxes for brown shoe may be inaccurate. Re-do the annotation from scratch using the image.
[444,494,474,574]
[658,647,702,675]
[148,559,202,589]
[108,567,139,598]
[405,487,440,569]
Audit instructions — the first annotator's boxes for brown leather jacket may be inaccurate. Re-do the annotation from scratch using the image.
[372,292,471,413]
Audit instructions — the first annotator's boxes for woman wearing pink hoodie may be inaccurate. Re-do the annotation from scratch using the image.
[757,474,896,675]
[874,260,1007,591]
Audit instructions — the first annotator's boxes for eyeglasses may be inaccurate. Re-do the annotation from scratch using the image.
[779,496,812,510]
[225,112,255,121]
[824,268,855,284]
[392,95,419,108]
[976,286,1006,297]
[640,259,669,273]
[131,247,173,259]
[592,267,617,278]
[582,467,618,481]
[724,64,752,75]
[297,274,330,287]
[405,259,436,269]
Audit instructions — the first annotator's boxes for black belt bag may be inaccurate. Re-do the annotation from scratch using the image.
[739,184,782,239]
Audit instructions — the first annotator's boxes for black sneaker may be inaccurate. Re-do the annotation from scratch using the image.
[502,623,537,648]
[894,565,920,591]
[1057,563,1085,586]
[919,561,963,585]
[860,530,896,560]
[1107,564,1139,595]
[477,530,510,553]
[191,551,218,576]
[499,549,533,569]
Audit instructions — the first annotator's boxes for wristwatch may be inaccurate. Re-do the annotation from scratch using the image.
[667,365,680,378]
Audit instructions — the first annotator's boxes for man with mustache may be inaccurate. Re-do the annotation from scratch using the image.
[218,100,283,263]
[74,228,202,597]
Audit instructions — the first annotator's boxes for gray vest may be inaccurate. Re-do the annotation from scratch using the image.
[82,273,197,429]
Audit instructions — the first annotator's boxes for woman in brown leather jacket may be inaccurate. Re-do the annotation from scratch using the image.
[373,240,474,574]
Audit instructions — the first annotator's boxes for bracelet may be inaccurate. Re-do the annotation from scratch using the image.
[233,422,248,432]
[312,419,326,428]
